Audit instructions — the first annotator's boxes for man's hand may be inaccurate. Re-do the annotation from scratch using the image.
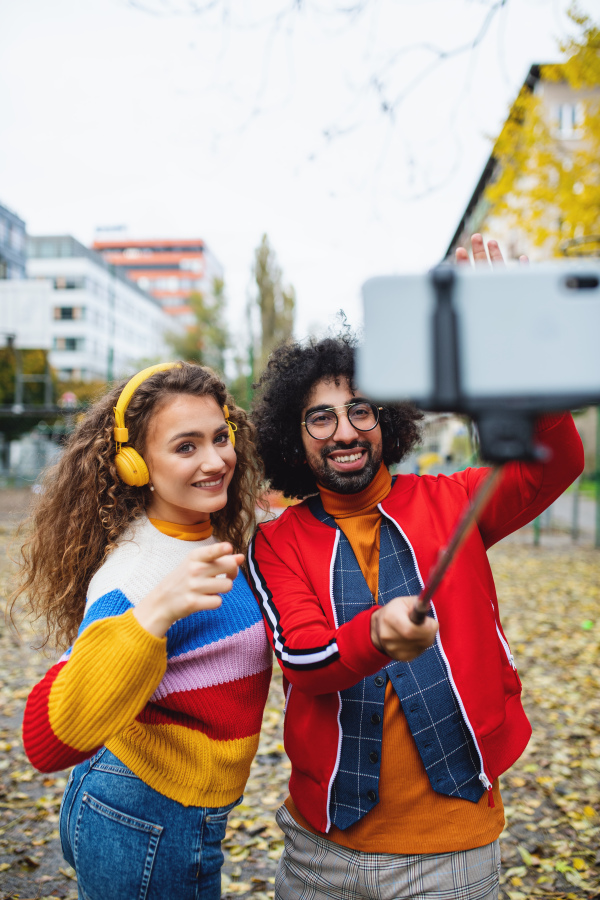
[455,233,528,266]
[370,597,438,662]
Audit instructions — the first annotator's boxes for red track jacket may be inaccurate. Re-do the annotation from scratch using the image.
[249,413,583,833]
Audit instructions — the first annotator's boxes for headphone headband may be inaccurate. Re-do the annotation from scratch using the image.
[113,362,180,442]
[113,362,237,487]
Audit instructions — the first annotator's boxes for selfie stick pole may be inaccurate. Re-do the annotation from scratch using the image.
[409,465,503,625]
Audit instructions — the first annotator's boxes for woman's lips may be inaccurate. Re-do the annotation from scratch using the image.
[192,475,226,490]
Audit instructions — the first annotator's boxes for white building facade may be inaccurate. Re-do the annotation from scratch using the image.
[10,235,177,381]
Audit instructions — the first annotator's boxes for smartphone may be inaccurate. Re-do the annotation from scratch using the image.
[357,262,600,413]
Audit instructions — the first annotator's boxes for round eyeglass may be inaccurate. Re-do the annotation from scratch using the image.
[302,402,382,440]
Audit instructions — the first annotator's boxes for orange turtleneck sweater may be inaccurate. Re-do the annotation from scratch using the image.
[285,463,504,853]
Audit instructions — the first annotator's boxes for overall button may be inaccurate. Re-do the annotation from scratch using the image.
[371,713,381,725]
[367,790,377,803]
[369,751,379,764]
[374,675,385,687]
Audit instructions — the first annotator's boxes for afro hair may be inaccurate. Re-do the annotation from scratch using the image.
[251,334,423,499]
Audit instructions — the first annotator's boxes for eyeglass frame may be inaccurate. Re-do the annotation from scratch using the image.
[301,400,383,440]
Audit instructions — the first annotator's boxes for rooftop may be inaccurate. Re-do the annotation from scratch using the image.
[27,235,163,308]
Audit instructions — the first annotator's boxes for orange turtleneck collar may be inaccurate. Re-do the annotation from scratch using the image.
[318,462,392,518]
[149,518,213,541]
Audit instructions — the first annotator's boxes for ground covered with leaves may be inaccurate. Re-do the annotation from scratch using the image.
[0,493,598,899]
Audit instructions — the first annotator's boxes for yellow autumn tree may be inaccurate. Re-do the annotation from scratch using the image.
[485,7,600,257]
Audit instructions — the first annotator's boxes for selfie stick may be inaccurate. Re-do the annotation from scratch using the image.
[409,465,503,624]
[409,265,504,625]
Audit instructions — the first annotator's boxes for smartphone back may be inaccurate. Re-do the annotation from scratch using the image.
[358,263,600,411]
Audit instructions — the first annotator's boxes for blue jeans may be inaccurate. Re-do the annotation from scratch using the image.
[59,747,241,900]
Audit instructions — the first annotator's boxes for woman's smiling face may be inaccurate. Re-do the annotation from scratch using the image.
[144,393,236,525]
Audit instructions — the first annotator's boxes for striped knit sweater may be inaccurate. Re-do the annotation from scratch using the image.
[22,517,273,807]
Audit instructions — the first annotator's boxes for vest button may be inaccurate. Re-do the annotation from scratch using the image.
[369,751,379,764]
[367,790,377,802]
[374,675,385,687]
[371,713,381,725]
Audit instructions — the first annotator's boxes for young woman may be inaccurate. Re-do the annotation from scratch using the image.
[13,362,272,900]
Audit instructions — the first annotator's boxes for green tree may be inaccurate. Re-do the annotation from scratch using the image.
[0,348,55,406]
[252,234,295,375]
[166,278,229,374]
[485,8,600,257]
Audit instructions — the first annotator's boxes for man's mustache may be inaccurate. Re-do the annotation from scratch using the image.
[320,441,372,462]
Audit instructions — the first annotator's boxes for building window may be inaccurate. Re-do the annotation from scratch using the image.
[53,337,85,351]
[9,226,25,253]
[54,277,86,290]
[53,307,86,320]
[556,103,583,138]
[180,259,203,273]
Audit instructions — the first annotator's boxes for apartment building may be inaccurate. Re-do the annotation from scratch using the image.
[0,235,175,382]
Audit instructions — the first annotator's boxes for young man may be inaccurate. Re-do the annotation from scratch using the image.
[249,253,583,900]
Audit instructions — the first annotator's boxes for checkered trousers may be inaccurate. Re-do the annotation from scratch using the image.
[275,804,501,900]
[306,497,483,832]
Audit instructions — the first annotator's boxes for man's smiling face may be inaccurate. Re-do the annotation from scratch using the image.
[300,376,383,494]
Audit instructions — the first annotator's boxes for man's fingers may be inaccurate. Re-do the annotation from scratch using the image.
[457,235,510,269]
[372,597,438,661]
[470,233,489,264]
[486,239,505,267]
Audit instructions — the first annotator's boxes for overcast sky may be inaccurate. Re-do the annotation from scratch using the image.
[0,0,595,341]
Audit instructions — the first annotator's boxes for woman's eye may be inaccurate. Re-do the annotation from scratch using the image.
[215,432,228,444]
[177,442,194,453]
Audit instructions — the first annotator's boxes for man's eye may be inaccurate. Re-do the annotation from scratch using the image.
[310,413,334,426]
[352,406,370,419]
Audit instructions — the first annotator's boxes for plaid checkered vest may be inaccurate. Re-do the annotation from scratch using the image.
[307,495,484,831]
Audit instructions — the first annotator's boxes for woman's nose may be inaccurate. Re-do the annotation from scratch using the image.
[200,446,225,471]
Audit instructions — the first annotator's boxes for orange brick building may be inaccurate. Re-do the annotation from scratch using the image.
[92,236,223,322]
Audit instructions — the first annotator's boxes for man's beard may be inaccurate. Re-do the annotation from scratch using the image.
[310,440,383,494]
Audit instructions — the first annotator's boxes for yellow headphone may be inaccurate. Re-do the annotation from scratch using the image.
[113,362,237,487]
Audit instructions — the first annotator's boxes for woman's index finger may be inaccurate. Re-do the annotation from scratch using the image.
[190,541,233,561]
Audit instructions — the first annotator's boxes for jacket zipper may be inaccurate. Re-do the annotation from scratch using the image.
[379,505,494,796]
[496,623,516,669]
[325,530,343,833]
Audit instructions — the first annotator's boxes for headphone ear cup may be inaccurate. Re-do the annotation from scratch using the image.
[115,446,149,487]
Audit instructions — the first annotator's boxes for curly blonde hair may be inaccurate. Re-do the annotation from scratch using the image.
[10,363,263,651]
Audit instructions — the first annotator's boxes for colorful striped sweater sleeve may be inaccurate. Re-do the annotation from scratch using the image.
[22,518,272,808]
[23,609,166,772]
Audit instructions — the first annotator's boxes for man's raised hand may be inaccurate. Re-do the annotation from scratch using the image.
[455,233,528,267]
